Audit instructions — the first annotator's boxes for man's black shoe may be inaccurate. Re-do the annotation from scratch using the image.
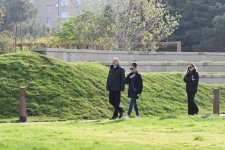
[119,110,124,119]
[109,117,116,120]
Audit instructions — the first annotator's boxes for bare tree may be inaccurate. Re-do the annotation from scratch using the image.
[84,0,180,51]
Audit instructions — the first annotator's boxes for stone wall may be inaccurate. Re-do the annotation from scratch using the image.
[33,48,225,84]
[103,62,225,72]
[34,48,225,62]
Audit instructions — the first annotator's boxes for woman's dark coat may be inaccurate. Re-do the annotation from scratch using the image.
[124,72,143,99]
[183,69,199,93]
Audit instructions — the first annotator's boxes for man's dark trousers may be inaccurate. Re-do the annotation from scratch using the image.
[109,91,123,118]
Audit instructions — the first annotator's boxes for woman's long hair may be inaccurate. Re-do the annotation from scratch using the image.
[185,63,197,75]
[190,63,197,72]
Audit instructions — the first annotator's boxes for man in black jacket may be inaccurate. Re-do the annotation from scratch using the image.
[183,64,199,115]
[106,57,125,119]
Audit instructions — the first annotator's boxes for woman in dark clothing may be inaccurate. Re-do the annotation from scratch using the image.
[124,63,143,118]
[183,64,199,115]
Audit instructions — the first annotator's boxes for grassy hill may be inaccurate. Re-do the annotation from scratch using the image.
[0,52,225,120]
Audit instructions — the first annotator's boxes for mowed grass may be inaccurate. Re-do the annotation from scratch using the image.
[1,52,225,150]
[1,116,225,150]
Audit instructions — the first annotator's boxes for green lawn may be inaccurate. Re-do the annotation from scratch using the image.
[0,116,225,150]
[1,52,225,150]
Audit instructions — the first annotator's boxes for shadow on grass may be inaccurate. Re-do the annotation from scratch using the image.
[96,118,126,125]
[200,115,210,119]
[159,115,178,120]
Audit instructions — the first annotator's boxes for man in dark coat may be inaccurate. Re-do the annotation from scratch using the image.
[124,63,143,118]
[183,64,199,115]
[106,57,125,119]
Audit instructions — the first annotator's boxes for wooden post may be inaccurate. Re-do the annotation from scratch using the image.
[150,42,156,52]
[213,88,220,115]
[177,41,182,52]
[19,87,27,122]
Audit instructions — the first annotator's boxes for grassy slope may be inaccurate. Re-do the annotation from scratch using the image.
[0,52,225,119]
[0,116,225,150]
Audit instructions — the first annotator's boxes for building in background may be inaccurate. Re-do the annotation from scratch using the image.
[30,0,93,29]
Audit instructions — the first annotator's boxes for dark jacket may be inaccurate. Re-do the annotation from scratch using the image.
[124,72,143,99]
[183,69,199,93]
[106,65,125,91]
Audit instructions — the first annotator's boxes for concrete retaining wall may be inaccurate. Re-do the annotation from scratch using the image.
[103,62,225,72]
[199,74,225,84]
[103,63,225,84]
[33,48,225,62]
[33,48,225,84]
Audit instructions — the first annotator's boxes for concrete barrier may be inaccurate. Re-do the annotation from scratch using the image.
[33,48,225,84]
[199,75,225,84]
[103,62,225,73]
[33,48,225,62]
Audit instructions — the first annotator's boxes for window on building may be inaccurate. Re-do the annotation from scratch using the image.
[46,17,51,25]
[46,5,52,12]
[61,0,70,7]
[61,12,70,19]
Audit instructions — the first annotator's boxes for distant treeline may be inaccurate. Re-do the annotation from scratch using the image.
[164,0,225,52]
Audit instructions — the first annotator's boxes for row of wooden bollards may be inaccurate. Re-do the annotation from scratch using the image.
[17,88,221,122]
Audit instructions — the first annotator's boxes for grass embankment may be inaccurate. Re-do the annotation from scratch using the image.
[0,116,225,150]
[0,52,225,120]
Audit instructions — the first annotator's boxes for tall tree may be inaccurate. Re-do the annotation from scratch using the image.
[58,0,180,51]
[0,8,3,27]
[0,0,37,49]
[0,8,14,54]
[165,0,225,52]
[0,0,36,31]
[90,0,180,51]
[0,9,3,20]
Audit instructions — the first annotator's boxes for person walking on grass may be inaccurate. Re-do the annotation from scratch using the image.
[106,57,125,120]
[125,63,143,118]
[183,63,199,115]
